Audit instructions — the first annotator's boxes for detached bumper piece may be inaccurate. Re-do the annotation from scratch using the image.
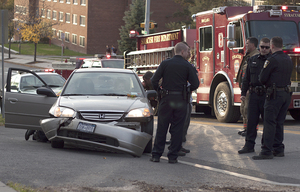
[40,118,152,157]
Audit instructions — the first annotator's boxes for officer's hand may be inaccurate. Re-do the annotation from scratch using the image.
[240,96,246,101]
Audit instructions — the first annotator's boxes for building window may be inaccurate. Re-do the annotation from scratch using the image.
[65,13,70,23]
[72,14,77,25]
[52,10,57,20]
[58,30,63,40]
[80,16,85,26]
[53,0,57,2]
[59,12,63,22]
[65,32,70,42]
[41,9,45,18]
[47,9,51,19]
[80,0,86,5]
[79,36,85,47]
[15,5,27,15]
[59,0,64,2]
[72,34,77,44]
[66,0,70,3]
[52,29,56,39]
[73,0,78,4]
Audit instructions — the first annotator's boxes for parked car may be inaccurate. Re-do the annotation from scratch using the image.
[4,68,157,157]
[81,57,124,69]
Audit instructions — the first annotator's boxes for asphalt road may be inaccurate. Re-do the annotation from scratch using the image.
[0,113,300,192]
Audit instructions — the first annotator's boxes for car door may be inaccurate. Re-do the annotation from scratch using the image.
[5,68,58,130]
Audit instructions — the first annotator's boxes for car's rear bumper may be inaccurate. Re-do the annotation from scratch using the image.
[40,118,152,157]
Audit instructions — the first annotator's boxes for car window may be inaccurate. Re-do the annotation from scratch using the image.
[101,60,124,69]
[63,72,143,96]
[39,74,65,86]
[9,72,66,95]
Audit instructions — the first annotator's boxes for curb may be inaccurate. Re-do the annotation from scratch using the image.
[0,181,17,192]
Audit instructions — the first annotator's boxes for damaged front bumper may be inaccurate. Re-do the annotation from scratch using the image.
[40,118,152,157]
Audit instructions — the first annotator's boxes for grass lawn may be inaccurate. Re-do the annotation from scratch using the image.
[4,42,92,57]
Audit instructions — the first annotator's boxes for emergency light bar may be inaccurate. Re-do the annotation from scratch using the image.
[294,48,300,52]
[253,5,300,13]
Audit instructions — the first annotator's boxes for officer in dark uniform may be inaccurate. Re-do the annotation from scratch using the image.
[150,42,199,164]
[253,36,293,160]
[238,37,271,154]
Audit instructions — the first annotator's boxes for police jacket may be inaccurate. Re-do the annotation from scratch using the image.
[151,55,199,92]
[259,51,293,88]
[241,53,271,96]
[236,49,260,88]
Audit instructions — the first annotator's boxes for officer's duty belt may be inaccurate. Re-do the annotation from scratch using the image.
[167,90,182,95]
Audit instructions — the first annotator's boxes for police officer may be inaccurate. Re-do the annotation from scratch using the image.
[150,42,199,164]
[253,36,293,160]
[236,37,260,136]
[238,37,271,154]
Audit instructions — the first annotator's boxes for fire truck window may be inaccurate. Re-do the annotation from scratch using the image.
[199,26,212,51]
[235,22,243,48]
[247,21,299,50]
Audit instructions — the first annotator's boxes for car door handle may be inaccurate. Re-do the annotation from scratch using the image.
[8,98,18,103]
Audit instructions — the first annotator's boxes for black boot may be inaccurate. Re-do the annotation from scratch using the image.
[25,130,35,141]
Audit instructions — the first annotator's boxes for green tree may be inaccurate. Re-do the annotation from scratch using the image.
[263,0,296,5]
[15,0,60,62]
[118,0,145,54]
[167,0,249,30]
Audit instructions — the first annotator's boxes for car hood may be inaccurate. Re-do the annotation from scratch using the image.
[58,96,149,112]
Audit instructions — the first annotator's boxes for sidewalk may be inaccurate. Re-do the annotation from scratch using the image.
[1,53,56,69]
[0,182,17,192]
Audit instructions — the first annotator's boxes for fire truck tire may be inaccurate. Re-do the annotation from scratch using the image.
[213,82,240,123]
[289,109,300,120]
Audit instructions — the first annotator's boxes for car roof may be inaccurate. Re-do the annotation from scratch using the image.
[75,68,134,74]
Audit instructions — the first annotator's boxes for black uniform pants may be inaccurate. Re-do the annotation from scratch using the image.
[245,92,265,149]
[261,91,291,155]
[152,94,187,160]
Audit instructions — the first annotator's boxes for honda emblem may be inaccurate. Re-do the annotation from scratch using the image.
[99,113,105,119]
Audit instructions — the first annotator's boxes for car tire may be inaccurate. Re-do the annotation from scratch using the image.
[141,118,153,153]
[213,82,240,123]
[51,140,64,148]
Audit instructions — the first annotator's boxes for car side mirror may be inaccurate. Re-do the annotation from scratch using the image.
[146,90,157,101]
[37,87,57,97]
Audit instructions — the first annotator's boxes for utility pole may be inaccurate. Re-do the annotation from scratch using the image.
[144,0,150,35]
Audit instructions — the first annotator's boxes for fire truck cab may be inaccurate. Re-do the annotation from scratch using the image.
[193,5,300,122]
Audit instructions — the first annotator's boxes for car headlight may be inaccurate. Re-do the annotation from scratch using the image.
[126,108,151,118]
[50,106,75,117]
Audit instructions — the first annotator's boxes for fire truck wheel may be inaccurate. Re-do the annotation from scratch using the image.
[289,109,300,120]
[213,82,240,123]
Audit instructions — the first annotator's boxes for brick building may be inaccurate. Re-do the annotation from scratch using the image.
[14,0,187,55]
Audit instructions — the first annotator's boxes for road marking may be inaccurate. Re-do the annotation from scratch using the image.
[160,156,300,187]
[189,120,300,134]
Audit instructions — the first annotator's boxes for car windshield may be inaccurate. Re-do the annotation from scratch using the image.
[246,21,299,49]
[62,71,143,96]
[101,60,124,69]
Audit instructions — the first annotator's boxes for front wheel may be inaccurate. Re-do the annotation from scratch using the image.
[213,82,240,123]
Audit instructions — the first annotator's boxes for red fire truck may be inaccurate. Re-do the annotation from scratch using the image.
[125,5,300,123]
